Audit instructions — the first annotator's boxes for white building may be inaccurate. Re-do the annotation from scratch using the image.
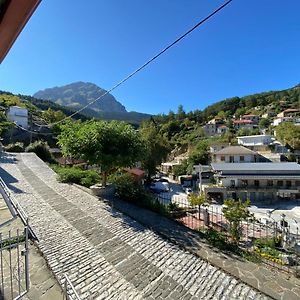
[6,106,28,128]
[204,162,300,202]
[216,125,229,134]
[213,146,259,163]
[273,116,300,126]
[237,135,274,147]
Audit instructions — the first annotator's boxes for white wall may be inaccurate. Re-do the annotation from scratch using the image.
[7,107,28,128]
[237,135,272,146]
[215,154,255,163]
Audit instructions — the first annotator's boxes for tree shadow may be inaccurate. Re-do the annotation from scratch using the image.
[0,153,23,194]
[0,152,18,164]
[103,195,204,249]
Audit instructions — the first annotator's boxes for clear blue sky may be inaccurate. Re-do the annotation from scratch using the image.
[1,0,300,114]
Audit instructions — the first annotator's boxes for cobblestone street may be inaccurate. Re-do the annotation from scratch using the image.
[0,153,269,299]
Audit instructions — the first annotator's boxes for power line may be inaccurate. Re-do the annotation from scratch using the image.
[13,122,54,136]
[38,0,233,128]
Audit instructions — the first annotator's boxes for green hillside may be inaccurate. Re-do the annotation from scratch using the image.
[143,83,300,147]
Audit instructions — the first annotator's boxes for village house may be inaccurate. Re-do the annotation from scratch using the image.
[6,106,28,128]
[262,111,276,118]
[209,142,231,154]
[202,117,226,136]
[216,125,229,134]
[204,162,300,202]
[237,134,273,147]
[240,114,260,123]
[233,119,256,130]
[237,134,288,154]
[212,145,264,163]
[273,108,300,126]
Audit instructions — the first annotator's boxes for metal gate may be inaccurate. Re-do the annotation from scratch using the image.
[0,177,32,300]
[0,227,29,300]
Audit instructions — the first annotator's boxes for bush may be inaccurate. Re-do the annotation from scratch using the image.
[52,166,100,187]
[112,173,169,215]
[254,236,282,249]
[5,142,24,152]
[25,141,55,163]
[112,173,146,203]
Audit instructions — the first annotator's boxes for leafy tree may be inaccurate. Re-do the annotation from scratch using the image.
[140,123,170,181]
[275,122,300,150]
[42,108,66,123]
[58,120,146,186]
[222,199,251,243]
[259,118,271,129]
[177,104,186,119]
[216,110,227,120]
[235,107,246,118]
[172,160,188,177]
[188,140,210,166]
[188,192,209,219]
[0,94,24,108]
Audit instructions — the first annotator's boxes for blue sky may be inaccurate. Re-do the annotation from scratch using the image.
[1,0,300,114]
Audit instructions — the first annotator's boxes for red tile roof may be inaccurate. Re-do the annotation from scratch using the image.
[124,168,145,177]
[233,119,254,124]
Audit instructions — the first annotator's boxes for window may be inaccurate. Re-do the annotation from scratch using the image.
[267,180,273,187]
[230,180,235,187]
[286,181,291,187]
[241,180,248,186]
[277,180,283,187]
[221,156,225,162]
[254,180,259,187]
[240,156,245,162]
[296,181,300,187]
[229,156,234,163]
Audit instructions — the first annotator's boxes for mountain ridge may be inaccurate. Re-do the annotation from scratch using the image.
[33,81,127,113]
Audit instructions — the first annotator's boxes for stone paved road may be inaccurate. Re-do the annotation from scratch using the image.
[0,153,269,300]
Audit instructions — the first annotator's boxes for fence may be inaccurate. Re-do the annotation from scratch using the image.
[63,274,81,300]
[156,192,300,275]
[0,227,29,300]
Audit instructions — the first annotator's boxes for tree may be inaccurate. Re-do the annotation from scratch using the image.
[259,118,271,129]
[275,122,300,150]
[58,120,146,186]
[235,107,246,118]
[188,140,210,166]
[172,160,188,177]
[42,108,66,123]
[188,192,209,220]
[140,123,170,181]
[222,199,252,243]
[177,104,186,120]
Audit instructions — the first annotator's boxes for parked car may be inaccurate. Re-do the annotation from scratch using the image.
[150,181,170,193]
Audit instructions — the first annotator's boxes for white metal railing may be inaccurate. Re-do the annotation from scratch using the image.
[0,177,37,240]
[64,274,81,300]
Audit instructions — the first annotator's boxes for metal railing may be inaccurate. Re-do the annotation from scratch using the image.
[63,274,81,300]
[0,227,29,300]
[0,177,37,240]
[156,192,300,275]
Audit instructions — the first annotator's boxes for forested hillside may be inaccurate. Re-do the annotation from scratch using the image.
[143,83,300,147]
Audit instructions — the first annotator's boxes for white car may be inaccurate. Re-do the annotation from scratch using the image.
[150,181,170,193]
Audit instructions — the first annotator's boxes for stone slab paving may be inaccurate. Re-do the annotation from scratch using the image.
[0,153,270,299]
[0,189,62,300]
